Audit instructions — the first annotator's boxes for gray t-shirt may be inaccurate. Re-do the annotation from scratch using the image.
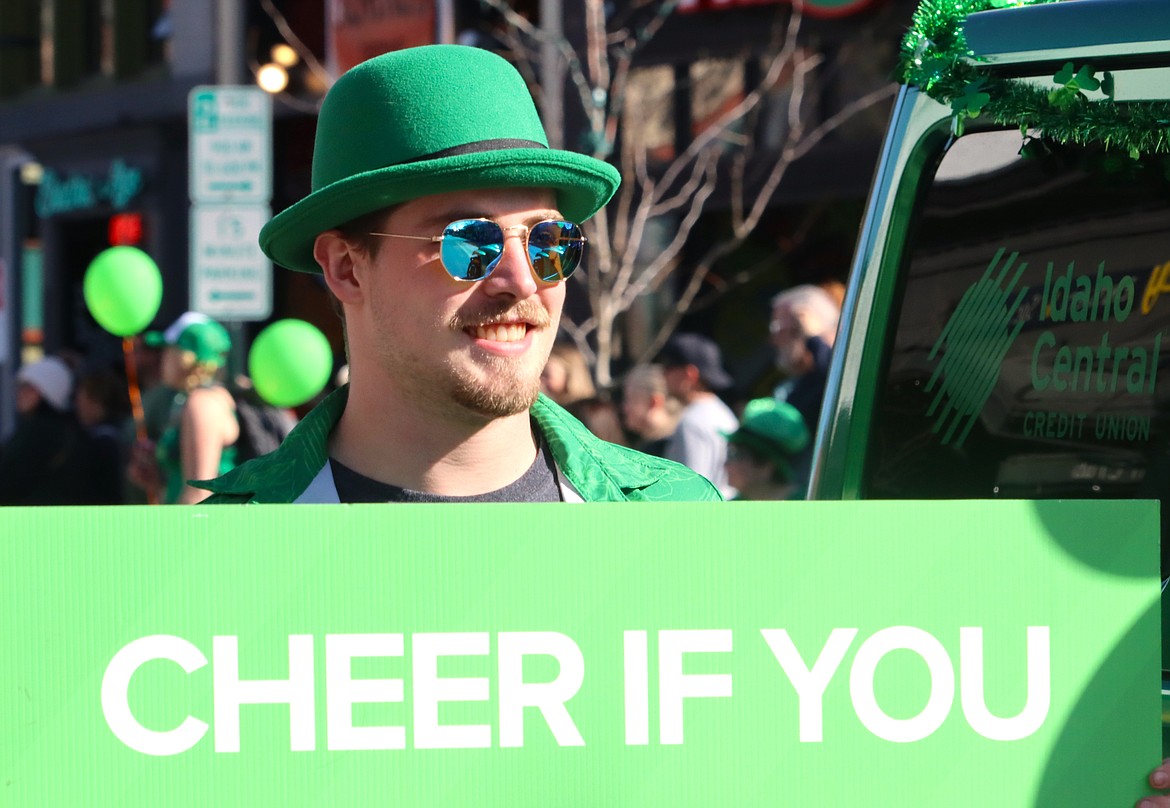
[329,430,561,503]
[665,395,739,499]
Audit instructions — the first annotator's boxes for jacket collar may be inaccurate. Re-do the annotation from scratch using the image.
[529,395,661,500]
[196,385,346,503]
[198,386,661,502]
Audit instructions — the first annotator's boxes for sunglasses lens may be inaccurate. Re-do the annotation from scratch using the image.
[437,219,583,282]
[528,221,584,282]
[440,220,504,281]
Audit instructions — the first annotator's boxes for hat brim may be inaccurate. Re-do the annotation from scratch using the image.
[704,368,734,391]
[725,429,796,483]
[261,148,621,274]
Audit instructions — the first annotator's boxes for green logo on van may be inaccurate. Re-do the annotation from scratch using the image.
[926,249,1028,447]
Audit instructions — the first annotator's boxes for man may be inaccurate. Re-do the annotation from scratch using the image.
[658,333,739,499]
[197,45,718,504]
[0,356,87,504]
[769,284,840,428]
[620,364,681,458]
[769,284,840,495]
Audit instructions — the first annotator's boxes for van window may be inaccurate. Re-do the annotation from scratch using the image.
[863,129,1170,550]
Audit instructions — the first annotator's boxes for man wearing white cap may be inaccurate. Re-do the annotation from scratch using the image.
[0,356,87,504]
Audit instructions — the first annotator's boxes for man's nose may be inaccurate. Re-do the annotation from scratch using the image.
[483,225,539,297]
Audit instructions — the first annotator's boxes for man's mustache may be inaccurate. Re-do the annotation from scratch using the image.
[450,300,552,331]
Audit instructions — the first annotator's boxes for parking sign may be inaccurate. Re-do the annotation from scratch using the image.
[190,204,272,320]
[189,87,272,203]
[189,87,273,320]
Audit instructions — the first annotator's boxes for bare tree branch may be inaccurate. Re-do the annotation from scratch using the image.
[783,82,897,164]
[453,0,894,385]
[618,153,719,310]
[478,0,603,134]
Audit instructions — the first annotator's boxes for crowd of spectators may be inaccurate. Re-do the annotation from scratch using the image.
[0,313,299,506]
[537,281,844,500]
[0,281,841,505]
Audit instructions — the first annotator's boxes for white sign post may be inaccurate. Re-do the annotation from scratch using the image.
[188,87,273,320]
[189,87,272,203]
[190,205,272,320]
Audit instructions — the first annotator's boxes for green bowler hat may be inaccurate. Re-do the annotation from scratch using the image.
[260,45,622,274]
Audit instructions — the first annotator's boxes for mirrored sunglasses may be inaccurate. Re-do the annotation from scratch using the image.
[369,218,586,283]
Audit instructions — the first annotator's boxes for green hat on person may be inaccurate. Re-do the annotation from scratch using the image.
[724,398,810,483]
[174,320,231,364]
[149,316,231,365]
[259,44,622,274]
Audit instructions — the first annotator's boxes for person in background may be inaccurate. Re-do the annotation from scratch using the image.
[74,367,130,504]
[129,317,238,504]
[659,332,739,499]
[140,312,211,440]
[227,373,298,463]
[0,356,86,505]
[540,342,623,443]
[770,284,841,494]
[621,364,681,458]
[540,341,597,407]
[770,283,840,426]
[723,398,809,501]
[123,312,211,503]
[565,394,627,446]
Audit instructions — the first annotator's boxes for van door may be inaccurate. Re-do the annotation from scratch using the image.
[815,77,1170,551]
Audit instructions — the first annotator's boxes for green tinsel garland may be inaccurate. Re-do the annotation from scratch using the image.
[896,0,1170,156]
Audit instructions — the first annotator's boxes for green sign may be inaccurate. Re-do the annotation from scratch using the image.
[0,501,1159,805]
[34,158,144,218]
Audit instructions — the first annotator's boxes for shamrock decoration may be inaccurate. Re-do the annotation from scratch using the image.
[897,0,1170,157]
[1054,62,1100,91]
[951,79,991,136]
[917,56,953,91]
[1017,136,1051,160]
[1101,71,1115,99]
[1049,62,1100,108]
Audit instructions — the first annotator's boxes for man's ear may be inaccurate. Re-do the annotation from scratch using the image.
[314,231,364,305]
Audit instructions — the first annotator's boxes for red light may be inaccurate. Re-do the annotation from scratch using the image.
[109,212,144,246]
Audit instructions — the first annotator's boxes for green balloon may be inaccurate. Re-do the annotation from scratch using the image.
[249,319,333,408]
[83,246,164,337]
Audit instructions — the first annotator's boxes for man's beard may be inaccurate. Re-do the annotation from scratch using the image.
[449,359,542,417]
[447,299,553,418]
[774,343,806,376]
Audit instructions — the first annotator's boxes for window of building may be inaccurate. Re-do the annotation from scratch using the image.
[690,57,745,142]
[0,1,39,97]
[34,0,166,90]
[622,64,676,161]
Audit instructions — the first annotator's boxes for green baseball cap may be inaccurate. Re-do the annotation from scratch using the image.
[147,316,231,365]
[724,398,810,482]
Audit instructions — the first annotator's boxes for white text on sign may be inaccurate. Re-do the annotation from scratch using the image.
[101,628,1051,755]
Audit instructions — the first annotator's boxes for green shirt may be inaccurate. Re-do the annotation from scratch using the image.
[195,387,722,504]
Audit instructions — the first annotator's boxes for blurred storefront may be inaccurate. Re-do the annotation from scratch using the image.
[0,0,909,433]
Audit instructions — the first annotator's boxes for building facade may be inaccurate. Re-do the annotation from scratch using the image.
[0,0,908,435]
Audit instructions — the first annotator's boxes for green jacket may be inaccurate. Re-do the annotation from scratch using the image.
[196,386,721,504]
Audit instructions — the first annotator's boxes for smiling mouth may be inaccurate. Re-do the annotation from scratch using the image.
[470,323,529,342]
